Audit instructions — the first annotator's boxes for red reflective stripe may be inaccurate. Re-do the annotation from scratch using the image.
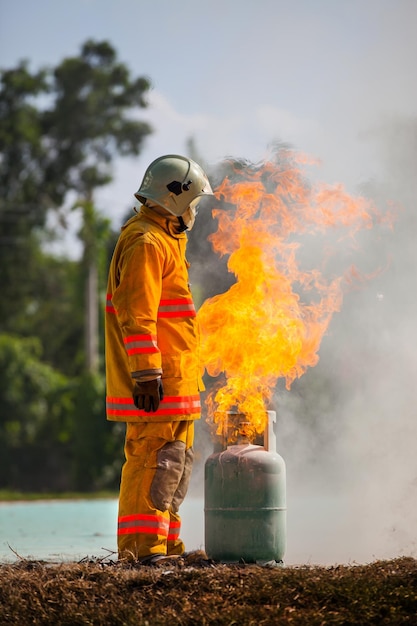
[107,408,200,414]
[123,334,157,343]
[119,513,165,522]
[106,293,117,314]
[160,298,194,306]
[158,311,196,318]
[118,527,164,536]
[106,396,138,417]
[106,395,201,417]
[158,298,196,318]
[153,406,200,416]
[168,520,181,541]
[126,347,159,355]
[167,533,179,541]
[108,410,140,417]
[118,527,165,535]
[118,513,169,537]
[169,520,181,528]
[123,334,159,355]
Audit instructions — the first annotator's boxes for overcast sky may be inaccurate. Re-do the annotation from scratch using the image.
[1,0,416,226]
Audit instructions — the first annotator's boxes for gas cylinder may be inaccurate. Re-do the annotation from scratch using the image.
[204,411,286,564]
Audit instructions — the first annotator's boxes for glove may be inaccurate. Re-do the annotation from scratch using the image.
[132,378,164,412]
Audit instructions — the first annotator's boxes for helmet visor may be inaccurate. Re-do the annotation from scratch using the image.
[189,196,200,216]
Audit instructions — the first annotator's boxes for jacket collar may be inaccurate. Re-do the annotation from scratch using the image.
[125,206,187,239]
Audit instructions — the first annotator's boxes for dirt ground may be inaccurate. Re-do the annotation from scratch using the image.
[0,556,416,625]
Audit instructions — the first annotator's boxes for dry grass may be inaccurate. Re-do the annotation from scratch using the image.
[0,556,416,625]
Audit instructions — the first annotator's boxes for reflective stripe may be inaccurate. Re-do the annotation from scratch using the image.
[106,293,117,314]
[167,520,181,541]
[117,513,169,536]
[106,395,201,417]
[124,334,159,355]
[158,298,196,318]
[106,296,195,317]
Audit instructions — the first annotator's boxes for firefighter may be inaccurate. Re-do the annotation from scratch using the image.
[105,154,214,565]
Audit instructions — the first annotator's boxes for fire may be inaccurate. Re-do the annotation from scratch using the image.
[197,146,394,439]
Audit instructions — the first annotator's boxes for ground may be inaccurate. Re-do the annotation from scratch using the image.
[0,556,416,625]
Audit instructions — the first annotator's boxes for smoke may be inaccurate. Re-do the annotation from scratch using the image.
[279,120,417,564]
[188,122,417,564]
[277,288,417,564]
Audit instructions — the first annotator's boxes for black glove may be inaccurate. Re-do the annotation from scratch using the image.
[132,379,164,412]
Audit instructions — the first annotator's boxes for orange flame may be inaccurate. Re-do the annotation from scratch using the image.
[197,147,394,438]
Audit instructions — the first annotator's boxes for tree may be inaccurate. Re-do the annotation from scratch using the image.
[0,62,51,330]
[42,40,152,201]
[0,334,124,491]
[0,334,74,490]
[0,41,153,491]
[0,40,152,374]
[45,40,153,373]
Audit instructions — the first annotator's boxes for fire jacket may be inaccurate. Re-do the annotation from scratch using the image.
[105,206,204,422]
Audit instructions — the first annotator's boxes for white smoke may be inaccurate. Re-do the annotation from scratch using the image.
[274,119,417,565]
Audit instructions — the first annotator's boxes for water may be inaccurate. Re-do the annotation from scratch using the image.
[1,495,415,565]
[0,498,204,564]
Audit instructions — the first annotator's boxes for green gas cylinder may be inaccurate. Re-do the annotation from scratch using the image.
[204,411,286,564]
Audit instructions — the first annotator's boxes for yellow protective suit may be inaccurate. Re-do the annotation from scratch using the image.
[117,421,194,560]
[105,207,204,560]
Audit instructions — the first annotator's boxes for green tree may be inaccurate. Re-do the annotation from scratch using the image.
[42,39,152,200]
[0,40,153,492]
[0,334,124,491]
[0,39,152,372]
[0,62,51,331]
[70,371,124,492]
[46,40,153,374]
[0,334,74,490]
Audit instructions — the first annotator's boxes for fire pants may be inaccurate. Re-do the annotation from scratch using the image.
[117,420,194,561]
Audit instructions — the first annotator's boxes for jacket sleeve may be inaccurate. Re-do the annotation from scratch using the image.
[111,234,163,379]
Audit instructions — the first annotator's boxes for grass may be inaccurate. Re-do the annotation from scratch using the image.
[0,490,118,502]
[0,556,416,625]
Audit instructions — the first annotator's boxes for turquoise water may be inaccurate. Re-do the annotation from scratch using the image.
[1,495,414,565]
[0,498,205,563]
[0,494,365,566]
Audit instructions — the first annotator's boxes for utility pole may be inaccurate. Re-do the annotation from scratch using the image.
[85,245,99,374]
[79,196,100,374]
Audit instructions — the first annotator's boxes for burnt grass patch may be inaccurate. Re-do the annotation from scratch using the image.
[0,557,416,625]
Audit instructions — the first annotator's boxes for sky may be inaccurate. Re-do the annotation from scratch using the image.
[1,0,416,227]
[1,0,417,565]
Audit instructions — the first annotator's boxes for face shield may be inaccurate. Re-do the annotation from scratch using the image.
[180,196,200,231]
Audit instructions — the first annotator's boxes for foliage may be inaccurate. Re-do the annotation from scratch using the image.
[0,334,123,492]
[0,40,150,491]
[70,371,124,492]
[0,61,49,209]
[42,39,152,201]
[0,39,152,341]
[0,334,73,490]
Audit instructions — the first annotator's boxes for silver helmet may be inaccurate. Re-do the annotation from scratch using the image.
[135,154,214,217]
